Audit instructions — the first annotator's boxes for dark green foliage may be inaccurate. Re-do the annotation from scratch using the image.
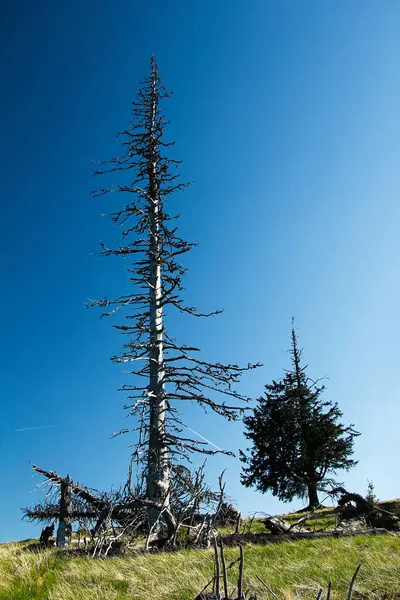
[240,321,360,507]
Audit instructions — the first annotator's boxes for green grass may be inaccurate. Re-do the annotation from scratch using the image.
[380,498,400,515]
[279,507,338,532]
[0,544,63,600]
[239,498,400,534]
[1,534,399,599]
[2,501,399,599]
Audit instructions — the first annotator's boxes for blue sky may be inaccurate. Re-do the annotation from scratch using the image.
[1,1,400,542]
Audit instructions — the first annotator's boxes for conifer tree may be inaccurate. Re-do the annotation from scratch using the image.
[89,57,259,522]
[240,321,359,508]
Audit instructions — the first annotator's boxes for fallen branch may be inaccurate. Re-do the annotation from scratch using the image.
[347,564,361,600]
[222,528,388,547]
[287,496,331,532]
[256,574,280,600]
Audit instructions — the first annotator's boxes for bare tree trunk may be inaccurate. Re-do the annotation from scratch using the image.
[88,58,260,533]
[146,63,170,525]
[307,481,319,509]
[56,475,73,548]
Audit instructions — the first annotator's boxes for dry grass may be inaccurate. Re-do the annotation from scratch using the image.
[1,533,400,599]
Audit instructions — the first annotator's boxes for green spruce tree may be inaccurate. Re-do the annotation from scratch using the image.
[240,320,360,508]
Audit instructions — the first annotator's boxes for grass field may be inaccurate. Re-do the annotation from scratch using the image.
[1,503,400,599]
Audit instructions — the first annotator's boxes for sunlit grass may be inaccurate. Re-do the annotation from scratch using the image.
[0,534,399,599]
[226,499,400,535]
[0,543,61,600]
[1,502,399,599]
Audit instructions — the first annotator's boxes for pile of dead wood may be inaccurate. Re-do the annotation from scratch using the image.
[221,488,399,548]
[23,465,399,557]
[334,488,399,530]
[22,463,232,555]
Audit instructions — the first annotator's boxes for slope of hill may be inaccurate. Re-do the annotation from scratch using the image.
[2,503,400,599]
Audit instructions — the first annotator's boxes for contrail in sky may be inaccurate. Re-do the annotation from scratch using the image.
[185,426,223,451]
[14,425,55,432]
[14,423,221,451]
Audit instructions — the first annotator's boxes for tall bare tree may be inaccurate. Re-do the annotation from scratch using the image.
[89,57,259,522]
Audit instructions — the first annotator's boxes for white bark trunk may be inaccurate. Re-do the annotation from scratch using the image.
[147,224,170,509]
[146,73,170,523]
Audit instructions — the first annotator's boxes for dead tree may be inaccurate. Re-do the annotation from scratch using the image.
[56,475,73,547]
[23,465,172,551]
[88,56,260,527]
[24,463,229,551]
[330,487,400,531]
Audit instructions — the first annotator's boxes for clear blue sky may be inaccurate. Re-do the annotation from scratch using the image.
[1,1,400,542]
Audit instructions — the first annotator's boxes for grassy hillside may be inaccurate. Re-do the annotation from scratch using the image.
[2,503,400,600]
[2,535,400,599]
